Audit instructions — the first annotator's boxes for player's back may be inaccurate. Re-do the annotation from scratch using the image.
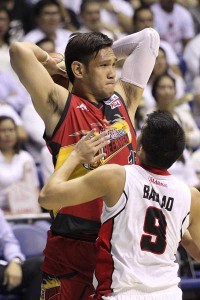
[95,164,191,296]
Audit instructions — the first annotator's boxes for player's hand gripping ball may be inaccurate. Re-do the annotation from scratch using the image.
[49,53,69,89]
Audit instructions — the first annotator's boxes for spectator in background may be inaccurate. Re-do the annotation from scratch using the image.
[23,0,72,53]
[21,102,46,164]
[61,0,81,15]
[0,6,15,75]
[40,145,54,183]
[151,0,195,56]
[56,0,80,31]
[36,36,55,52]
[143,47,186,112]
[192,148,200,186]
[0,0,35,40]
[0,103,27,142]
[169,149,200,188]
[0,71,30,114]
[132,6,181,76]
[151,74,200,151]
[100,0,134,34]
[191,76,200,128]
[79,0,119,40]
[189,0,200,34]
[0,208,42,300]
[0,6,30,108]
[184,33,200,86]
[0,116,39,214]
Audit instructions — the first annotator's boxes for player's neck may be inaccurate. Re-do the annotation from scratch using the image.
[73,85,99,105]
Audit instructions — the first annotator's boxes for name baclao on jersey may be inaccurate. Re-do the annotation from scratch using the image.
[44,92,136,239]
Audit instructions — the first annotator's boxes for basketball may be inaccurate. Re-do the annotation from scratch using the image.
[48,52,69,89]
[49,52,64,64]
[52,74,69,90]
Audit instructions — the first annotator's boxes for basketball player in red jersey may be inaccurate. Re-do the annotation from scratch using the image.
[10,29,160,299]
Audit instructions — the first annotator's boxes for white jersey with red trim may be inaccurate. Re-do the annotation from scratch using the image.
[95,164,191,297]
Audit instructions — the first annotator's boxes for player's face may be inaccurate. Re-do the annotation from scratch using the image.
[85,47,117,101]
[0,119,17,151]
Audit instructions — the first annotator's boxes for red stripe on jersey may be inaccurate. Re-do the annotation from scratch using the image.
[95,218,114,297]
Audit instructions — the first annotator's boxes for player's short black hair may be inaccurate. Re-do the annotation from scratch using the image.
[141,111,185,169]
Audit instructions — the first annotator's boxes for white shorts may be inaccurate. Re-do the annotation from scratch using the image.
[102,286,182,300]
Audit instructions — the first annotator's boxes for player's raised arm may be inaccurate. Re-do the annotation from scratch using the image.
[9,42,69,133]
[113,28,160,121]
[39,131,125,210]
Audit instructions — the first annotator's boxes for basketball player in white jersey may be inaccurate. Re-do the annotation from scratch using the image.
[39,110,200,300]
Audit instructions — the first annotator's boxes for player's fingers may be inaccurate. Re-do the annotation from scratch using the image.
[92,152,106,163]
[92,135,110,149]
[57,67,67,75]
[93,137,110,150]
[83,129,96,141]
[90,131,107,143]
[90,133,110,147]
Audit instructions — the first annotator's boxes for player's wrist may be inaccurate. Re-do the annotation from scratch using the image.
[70,150,83,165]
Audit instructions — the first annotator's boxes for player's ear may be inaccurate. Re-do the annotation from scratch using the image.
[71,61,84,79]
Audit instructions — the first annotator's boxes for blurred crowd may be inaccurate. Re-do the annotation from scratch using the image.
[0,0,200,298]
[1,0,200,214]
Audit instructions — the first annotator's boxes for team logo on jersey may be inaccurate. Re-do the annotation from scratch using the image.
[104,94,121,109]
[55,119,132,180]
[76,103,89,111]
[84,119,132,169]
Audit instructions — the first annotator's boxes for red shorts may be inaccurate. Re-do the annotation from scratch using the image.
[40,272,95,300]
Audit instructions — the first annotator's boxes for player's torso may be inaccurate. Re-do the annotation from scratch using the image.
[45,92,136,238]
[95,164,191,296]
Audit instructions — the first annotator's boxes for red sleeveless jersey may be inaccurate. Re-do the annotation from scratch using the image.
[42,92,137,275]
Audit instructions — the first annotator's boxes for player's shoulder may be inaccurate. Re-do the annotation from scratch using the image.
[99,163,125,173]
[96,164,125,181]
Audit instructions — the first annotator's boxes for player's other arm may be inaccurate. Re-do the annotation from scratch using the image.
[39,132,125,210]
[181,230,200,262]
[113,28,160,121]
[9,42,68,131]
[188,187,200,252]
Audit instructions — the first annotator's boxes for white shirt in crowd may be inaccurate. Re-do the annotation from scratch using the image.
[0,150,39,211]
[184,33,200,84]
[23,28,72,53]
[152,3,195,55]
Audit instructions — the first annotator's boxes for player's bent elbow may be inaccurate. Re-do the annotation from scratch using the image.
[143,28,160,54]
[9,42,24,62]
[38,188,52,210]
